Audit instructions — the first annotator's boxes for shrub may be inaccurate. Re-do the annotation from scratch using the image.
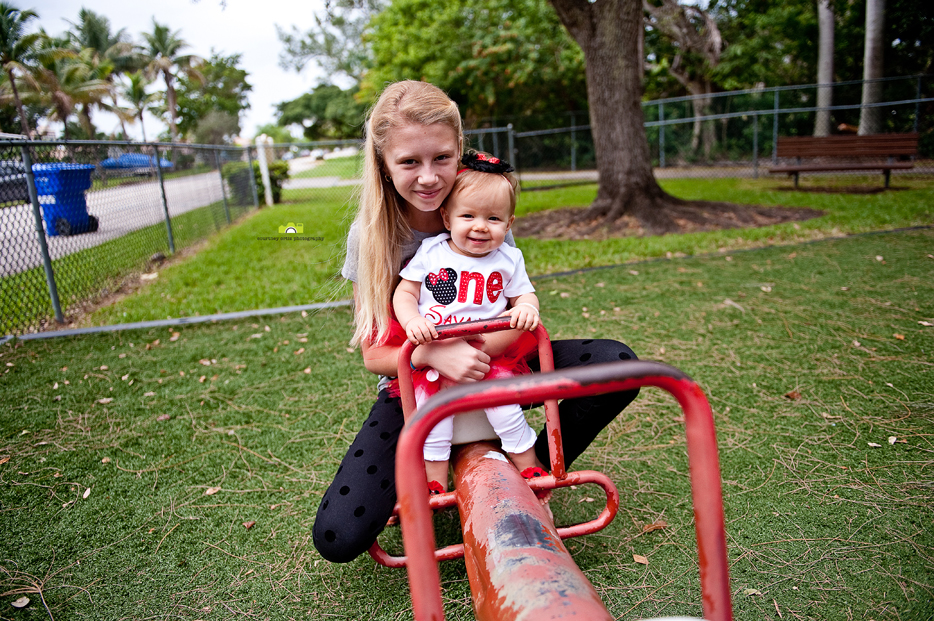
[256,160,289,204]
[222,161,254,205]
[221,160,290,205]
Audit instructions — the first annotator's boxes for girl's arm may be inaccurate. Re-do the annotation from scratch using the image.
[393,279,438,344]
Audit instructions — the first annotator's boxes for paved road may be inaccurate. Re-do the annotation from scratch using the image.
[1,172,226,277]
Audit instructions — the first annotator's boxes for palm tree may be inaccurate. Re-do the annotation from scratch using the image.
[0,2,41,136]
[67,8,140,137]
[22,34,111,140]
[141,20,202,142]
[122,70,159,142]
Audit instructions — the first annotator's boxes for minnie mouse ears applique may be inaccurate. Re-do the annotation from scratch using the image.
[460,151,515,174]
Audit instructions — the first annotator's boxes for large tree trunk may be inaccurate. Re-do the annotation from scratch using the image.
[858,0,886,135]
[550,0,684,233]
[814,0,834,137]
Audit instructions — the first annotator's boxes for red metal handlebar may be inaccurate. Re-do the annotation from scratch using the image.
[397,316,565,477]
[396,360,732,621]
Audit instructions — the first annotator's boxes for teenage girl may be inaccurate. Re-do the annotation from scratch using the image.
[313,80,639,563]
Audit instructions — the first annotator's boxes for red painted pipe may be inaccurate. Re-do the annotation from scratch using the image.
[396,318,564,475]
[396,360,732,621]
[453,441,613,621]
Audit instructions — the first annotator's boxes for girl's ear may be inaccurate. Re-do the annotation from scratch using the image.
[506,214,515,230]
[440,207,452,230]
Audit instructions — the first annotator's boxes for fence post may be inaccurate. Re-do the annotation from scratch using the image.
[659,103,666,168]
[21,143,64,324]
[255,135,274,207]
[492,123,500,158]
[915,76,922,134]
[214,148,231,225]
[570,112,577,172]
[772,90,779,164]
[507,124,516,172]
[153,144,176,254]
[752,114,759,179]
[246,146,260,208]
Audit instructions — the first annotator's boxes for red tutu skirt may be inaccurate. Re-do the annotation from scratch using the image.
[382,316,538,401]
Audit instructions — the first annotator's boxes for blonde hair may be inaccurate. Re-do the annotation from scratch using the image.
[350,80,463,346]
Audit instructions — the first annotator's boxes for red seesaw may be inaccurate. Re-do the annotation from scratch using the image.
[368,317,732,621]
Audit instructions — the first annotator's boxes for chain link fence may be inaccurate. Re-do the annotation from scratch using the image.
[504,75,934,182]
[0,139,258,336]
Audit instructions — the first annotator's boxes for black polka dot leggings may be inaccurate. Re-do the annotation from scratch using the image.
[312,338,640,563]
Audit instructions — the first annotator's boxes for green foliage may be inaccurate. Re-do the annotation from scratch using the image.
[176,51,251,139]
[361,0,587,127]
[222,160,255,205]
[192,109,240,145]
[253,159,290,204]
[706,0,818,90]
[0,2,42,134]
[275,83,366,140]
[276,0,383,80]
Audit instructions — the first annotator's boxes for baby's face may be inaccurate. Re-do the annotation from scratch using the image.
[441,188,514,258]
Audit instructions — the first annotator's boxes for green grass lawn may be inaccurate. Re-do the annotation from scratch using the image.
[290,155,363,180]
[1,228,931,619]
[79,176,934,327]
[0,200,248,336]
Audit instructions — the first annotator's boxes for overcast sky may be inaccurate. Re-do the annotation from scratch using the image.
[34,0,337,140]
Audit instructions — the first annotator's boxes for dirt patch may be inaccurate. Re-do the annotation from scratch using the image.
[513,202,824,241]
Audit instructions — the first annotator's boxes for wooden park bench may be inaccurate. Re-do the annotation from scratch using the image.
[769,133,918,188]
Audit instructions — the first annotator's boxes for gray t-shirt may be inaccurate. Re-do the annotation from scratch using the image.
[342,222,517,389]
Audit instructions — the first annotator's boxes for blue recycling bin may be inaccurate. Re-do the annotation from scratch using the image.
[32,163,98,237]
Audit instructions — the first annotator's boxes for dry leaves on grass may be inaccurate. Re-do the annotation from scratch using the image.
[633,554,649,565]
[204,486,221,496]
[642,521,668,533]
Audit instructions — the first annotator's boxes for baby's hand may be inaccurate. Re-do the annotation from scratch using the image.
[404,317,438,345]
[506,304,540,332]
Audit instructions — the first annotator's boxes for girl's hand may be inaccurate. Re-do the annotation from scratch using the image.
[415,337,490,382]
[405,317,438,345]
[505,305,540,332]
